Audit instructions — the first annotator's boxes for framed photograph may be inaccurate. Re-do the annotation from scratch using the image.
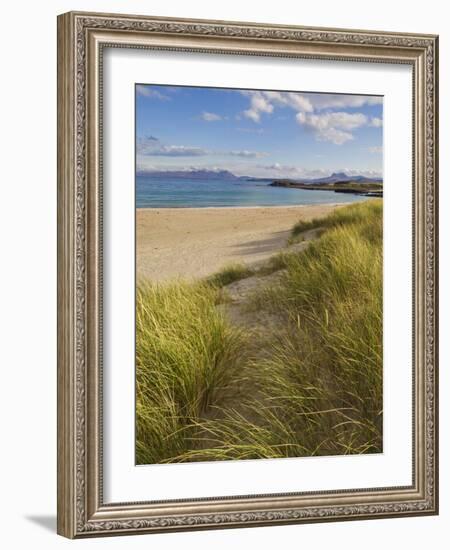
[57,11,439,538]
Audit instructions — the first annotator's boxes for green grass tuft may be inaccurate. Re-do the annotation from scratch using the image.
[206,262,254,288]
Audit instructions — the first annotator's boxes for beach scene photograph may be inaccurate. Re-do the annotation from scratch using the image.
[135,84,383,465]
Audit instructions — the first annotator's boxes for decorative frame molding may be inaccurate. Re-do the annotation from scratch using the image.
[57,11,438,538]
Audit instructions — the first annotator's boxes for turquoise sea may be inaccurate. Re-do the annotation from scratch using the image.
[136,176,369,208]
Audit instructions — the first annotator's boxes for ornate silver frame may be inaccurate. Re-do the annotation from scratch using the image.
[57,11,439,538]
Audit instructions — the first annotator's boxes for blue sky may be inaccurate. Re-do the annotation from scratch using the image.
[136,84,383,179]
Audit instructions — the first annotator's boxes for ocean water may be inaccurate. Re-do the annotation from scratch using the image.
[136,176,369,208]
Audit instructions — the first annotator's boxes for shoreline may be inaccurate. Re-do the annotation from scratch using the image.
[136,202,347,212]
[137,203,343,282]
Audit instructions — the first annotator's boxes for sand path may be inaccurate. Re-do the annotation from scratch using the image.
[137,204,341,282]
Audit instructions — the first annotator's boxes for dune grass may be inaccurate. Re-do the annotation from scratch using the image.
[289,199,378,243]
[243,201,383,456]
[136,200,383,463]
[206,262,253,288]
[136,281,249,464]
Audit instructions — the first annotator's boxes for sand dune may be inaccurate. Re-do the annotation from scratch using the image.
[136,204,343,282]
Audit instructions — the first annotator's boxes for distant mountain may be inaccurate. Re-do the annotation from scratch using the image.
[137,169,239,180]
[297,172,383,185]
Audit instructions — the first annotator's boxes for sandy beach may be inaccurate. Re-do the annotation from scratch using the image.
[137,204,343,282]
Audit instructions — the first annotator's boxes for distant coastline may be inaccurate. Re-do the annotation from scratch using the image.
[270,179,383,198]
[136,168,239,180]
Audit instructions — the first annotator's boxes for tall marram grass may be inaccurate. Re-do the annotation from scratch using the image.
[247,200,383,456]
[290,199,380,242]
[136,200,383,463]
[136,282,248,464]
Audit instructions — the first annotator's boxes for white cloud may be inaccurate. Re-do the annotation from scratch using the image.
[296,111,368,144]
[241,91,381,120]
[137,137,208,157]
[201,111,222,121]
[241,90,312,122]
[318,128,354,145]
[262,163,302,174]
[258,164,382,179]
[138,136,267,159]
[263,91,314,112]
[239,91,382,146]
[303,93,382,111]
[136,160,156,172]
[253,164,382,179]
[243,92,274,122]
[338,167,382,178]
[302,112,368,130]
[149,145,208,157]
[367,146,383,154]
[136,85,170,101]
[370,117,383,127]
[260,163,331,177]
[229,150,268,158]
